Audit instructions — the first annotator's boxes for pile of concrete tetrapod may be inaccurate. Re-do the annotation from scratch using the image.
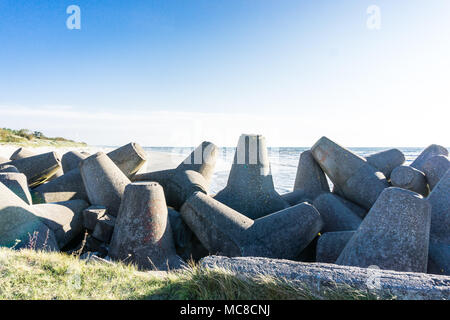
[0,135,449,299]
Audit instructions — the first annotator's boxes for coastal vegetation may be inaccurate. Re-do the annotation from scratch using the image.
[0,128,87,147]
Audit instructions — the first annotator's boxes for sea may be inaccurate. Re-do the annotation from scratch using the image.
[143,147,429,195]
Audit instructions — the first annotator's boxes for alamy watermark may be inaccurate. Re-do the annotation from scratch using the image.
[366,5,381,30]
[66,5,81,30]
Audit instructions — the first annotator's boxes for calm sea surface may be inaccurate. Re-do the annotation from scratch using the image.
[143,147,431,195]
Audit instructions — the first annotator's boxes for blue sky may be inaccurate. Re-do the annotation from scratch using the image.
[0,1,449,147]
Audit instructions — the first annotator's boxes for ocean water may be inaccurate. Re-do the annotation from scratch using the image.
[144,147,427,195]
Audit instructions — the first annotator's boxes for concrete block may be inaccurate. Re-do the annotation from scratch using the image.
[0,182,58,251]
[0,172,32,205]
[280,189,310,206]
[80,152,130,217]
[0,164,19,173]
[33,199,88,249]
[7,152,61,187]
[336,187,431,273]
[9,147,36,160]
[92,214,116,243]
[428,240,450,276]
[316,231,355,263]
[82,206,107,231]
[109,182,182,270]
[61,151,87,173]
[427,169,450,244]
[391,165,429,196]
[411,144,448,172]
[365,148,405,179]
[180,192,323,260]
[213,134,289,219]
[31,143,147,203]
[311,136,389,210]
[312,193,362,232]
[422,155,450,191]
[293,150,329,200]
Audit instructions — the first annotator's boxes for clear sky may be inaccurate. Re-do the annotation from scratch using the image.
[0,0,449,147]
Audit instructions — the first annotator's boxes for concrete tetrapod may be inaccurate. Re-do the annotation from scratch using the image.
[316,231,355,263]
[61,151,87,173]
[109,182,182,270]
[390,165,428,196]
[422,155,450,191]
[134,169,209,211]
[31,143,146,203]
[427,169,450,244]
[180,192,323,259]
[428,240,450,276]
[213,134,289,219]
[336,187,431,273]
[365,148,405,179]
[312,193,362,232]
[82,206,107,231]
[33,200,88,249]
[311,136,389,210]
[293,150,329,199]
[80,152,131,217]
[9,147,36,161]
[0,172,32,205]
[6,152,61,187]
[0,182,59,251]
[410,144,449,172]
[0,164,19,173]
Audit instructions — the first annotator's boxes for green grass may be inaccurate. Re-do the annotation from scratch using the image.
[0,128,86,148]
[0,248,386,300]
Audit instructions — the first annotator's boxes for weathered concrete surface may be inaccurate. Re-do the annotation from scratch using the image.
[0,172,32,205]
[312,193,362,232]
[0,164,19,173]
[200,255,450,300]
[82,206,107,231]
[80,152,131,217]
[280,189,310,206]
[33,200,88,249]
[176,141,218,188]
[293,150,329,200]
[9,147,36,161]
[109,182,182,270]
[428,240,450,276]
[390,165,429,196]
[422,155,450,191]
[316,231,355,263]
[411,144,449,172]
[365,148,405,179]
[336,188,431,273]
[180,192,323,259]
[7,152,61,187]
[427,169,450,244]
[92,214,115,243]
[214,134,289,219]
[61,151,87,173]
[311,136,389,210]
[31,143,146,203]
[0,182,59,251]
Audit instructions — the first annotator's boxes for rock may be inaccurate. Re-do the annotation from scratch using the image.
[422,155,450,191]
[61,151,87,173]
[0,182,58,251]
[311,136,389,210]
[365,148,405,179]
[6,152,61,187]
[80,152,131,217]
[109,182,182,270]
[0,172,32,204]
[427,169,450,244]
[9,147,36,160]
[336,187,431,273]
[316,231,355,263]
[200,255,450,300]
[428,240,450,276]
[31,142,147,203]
[82,206,107,231]
[390,165,428,196]
[312,193,362,232]
[92,214,116,243]
[33,200,88,249]
[293,150,329,200]
[180,191,323,259]
[0,164,19,173]
[410,144,448,171]
[213,134,289,219]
